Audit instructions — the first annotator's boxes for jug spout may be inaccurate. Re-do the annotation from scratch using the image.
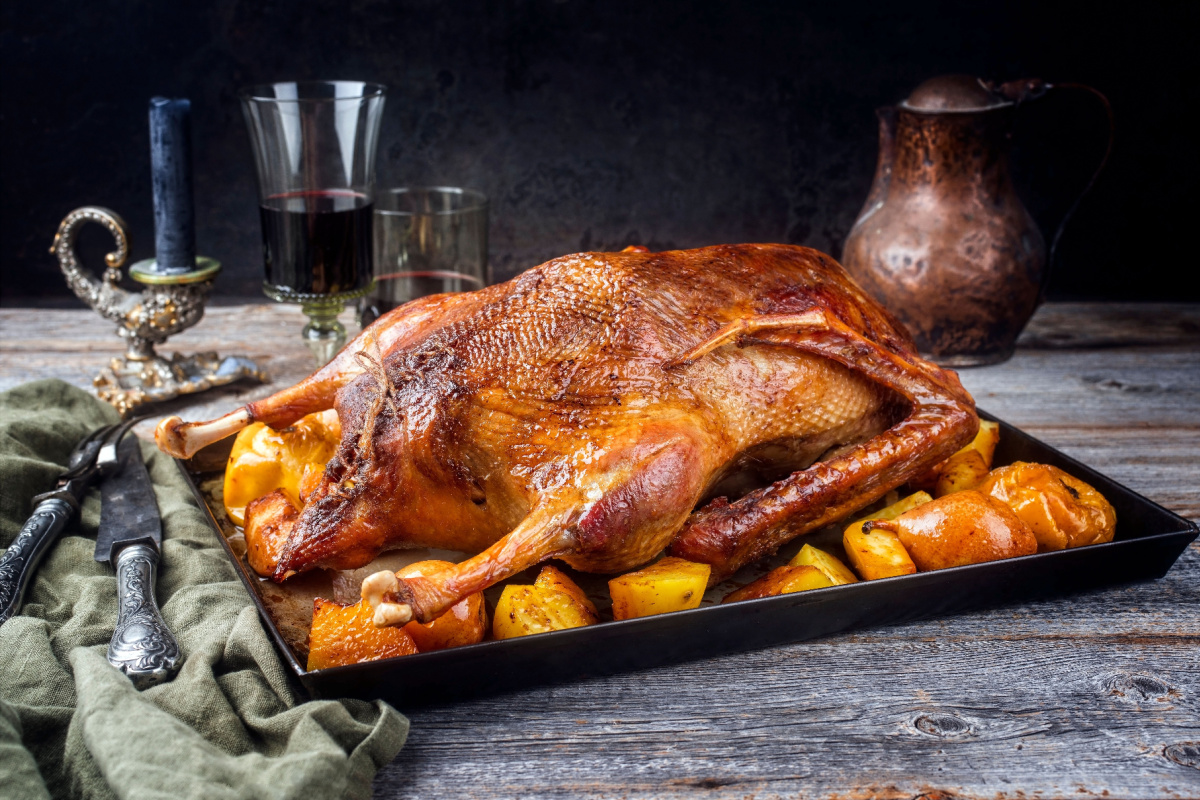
[855,106,897,224]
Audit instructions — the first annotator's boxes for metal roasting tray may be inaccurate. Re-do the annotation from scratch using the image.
[176,410,1198,708]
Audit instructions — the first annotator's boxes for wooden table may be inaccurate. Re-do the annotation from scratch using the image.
[2,302,1197,799]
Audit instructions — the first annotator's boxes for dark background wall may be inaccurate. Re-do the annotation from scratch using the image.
[2,0,1197,304]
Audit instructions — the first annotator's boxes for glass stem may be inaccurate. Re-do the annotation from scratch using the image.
[300,301,347,365]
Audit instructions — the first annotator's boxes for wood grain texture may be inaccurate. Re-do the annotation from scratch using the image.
[1,302,1197,800]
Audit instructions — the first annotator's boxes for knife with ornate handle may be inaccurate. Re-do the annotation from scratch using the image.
[96,435,182,688]
[0,421,137,626]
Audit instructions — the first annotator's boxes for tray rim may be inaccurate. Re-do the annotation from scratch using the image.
[174,408,1199,693]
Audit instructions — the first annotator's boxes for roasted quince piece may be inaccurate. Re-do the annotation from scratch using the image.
[722,564,834,603]
[608,557,710,621]
[223,409,340,526]
[978,462,1116,551]
[493,565,599,639]
[910,419,1001,496]
[869,490,1037,571]
[307,596,418,671]
[395,560,488,651]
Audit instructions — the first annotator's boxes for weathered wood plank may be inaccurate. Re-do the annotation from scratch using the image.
[1016,302,1200,350]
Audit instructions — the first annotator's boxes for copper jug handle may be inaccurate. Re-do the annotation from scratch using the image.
[989,79,1116,301]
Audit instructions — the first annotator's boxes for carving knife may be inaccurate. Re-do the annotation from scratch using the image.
[96,435,181,688]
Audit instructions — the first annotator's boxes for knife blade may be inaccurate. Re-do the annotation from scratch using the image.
[97,436,181,688]
[96,436,162,563]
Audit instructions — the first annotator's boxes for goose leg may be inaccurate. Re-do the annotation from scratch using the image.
[363,504,577,626]
[364,433,707,625]
[666,308,978,582]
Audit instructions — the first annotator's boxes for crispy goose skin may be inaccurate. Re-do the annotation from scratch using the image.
[157,244,976,625]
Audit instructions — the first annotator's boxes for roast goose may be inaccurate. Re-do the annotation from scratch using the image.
[157,244,977,626]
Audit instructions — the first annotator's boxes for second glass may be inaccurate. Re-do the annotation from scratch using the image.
[240,80,385,363]
[360,187,489,327]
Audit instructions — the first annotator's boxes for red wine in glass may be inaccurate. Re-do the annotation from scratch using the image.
[260,190,373,296]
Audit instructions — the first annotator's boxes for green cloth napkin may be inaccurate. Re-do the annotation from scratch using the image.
[0,380,408,800]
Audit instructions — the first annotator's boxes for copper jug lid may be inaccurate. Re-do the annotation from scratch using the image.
[900,74,1011,112]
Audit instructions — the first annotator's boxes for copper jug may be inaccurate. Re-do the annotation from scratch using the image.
[842,75,1111,365]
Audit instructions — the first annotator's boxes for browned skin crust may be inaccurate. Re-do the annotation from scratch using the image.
[171,244,977,623]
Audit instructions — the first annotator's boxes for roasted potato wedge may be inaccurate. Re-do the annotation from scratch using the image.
[978,462,1116,551]
[842,491,928,579]
[493,566,599,639]
[789,544,858,585]
[843,526,917,580]
[722,565,834,603]
[395,560,488,651]
[534,564,599,616]
[910,419,1001,494]
[872,489,1037,571]
[608,557,710,620]
[223,409,340,526]
[308,597,418,671]
[865,490,933,522]
[934,449,991,497]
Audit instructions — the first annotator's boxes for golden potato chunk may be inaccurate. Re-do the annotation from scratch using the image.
[789,544,858,585]
[308,597,418,671]
[978,462,1116,551]
[534,565,599,616]
[934,449,991,497]
[493,566,599,640]
[872,490,1037,571]
[395,560,488,651]
[843,526,918,580]
[722,565,834,603]
[910,420,1001,495]
[608,557,710,620]
[842,491,928,579]
[223,410,340,526]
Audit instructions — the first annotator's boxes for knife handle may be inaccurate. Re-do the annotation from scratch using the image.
[0,498,75,626]
[108,543,181,688]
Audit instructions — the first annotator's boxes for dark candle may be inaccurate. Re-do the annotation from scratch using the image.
[148,97,197,273]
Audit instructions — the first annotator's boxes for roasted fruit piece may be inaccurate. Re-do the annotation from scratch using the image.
[608,557,710,620]
[395,560,488,651]
[307,597,418,671]
[789,544,858,585]
[841,491,928,580]
[978,462,1116,551]
[869,490,1037,571]
[223,410,340,526]
[722,564,833,603]
[493,565,599,640]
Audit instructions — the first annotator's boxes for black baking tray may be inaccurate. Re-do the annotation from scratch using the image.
[177,410,1197,707]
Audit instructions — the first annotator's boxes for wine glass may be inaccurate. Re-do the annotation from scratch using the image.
[359,187,489,328]
[240,80,386,364]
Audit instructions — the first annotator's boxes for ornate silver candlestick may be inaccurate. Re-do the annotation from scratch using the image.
[52,206,264,417]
